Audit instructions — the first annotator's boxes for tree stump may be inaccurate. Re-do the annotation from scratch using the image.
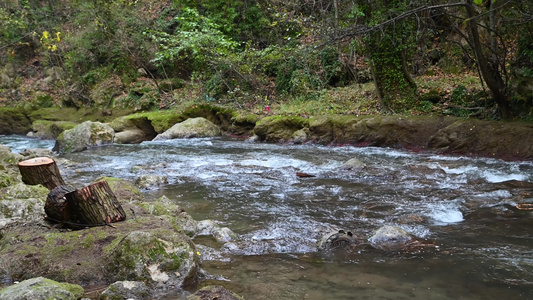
[64,181,126,228]
[45,184,77,223]
[18,157,65,190]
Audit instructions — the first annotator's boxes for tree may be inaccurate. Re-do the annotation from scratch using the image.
[335,0,533,118]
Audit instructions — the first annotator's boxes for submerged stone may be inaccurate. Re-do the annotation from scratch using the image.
[368,225,414,251]
[187,285,243,300]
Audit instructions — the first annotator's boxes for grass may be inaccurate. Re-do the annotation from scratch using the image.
[163,72,488,119]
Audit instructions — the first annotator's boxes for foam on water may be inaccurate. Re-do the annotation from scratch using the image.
[425,202,465,224]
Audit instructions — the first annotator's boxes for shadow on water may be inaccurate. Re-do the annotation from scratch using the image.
[2,135,533,299]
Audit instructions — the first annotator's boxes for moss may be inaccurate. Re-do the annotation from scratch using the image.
[0,107,31,134]
[31,120,77,139]
[129,111,184,133]
[254,115,309,141]
[29,107,132,124]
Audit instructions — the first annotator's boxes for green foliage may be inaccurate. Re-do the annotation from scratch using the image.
[274,46,345,95]
[451,85,468,104]
[149,7,238,78]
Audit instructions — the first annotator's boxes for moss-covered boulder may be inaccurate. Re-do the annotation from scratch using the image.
[230,113,259,136]
[181,104,236,132]
[0,209,200,292]
[254,116,309,142]
[0,107,31,135]
[0,146,23,189]
[129,111,184,134]
[0,146,48,228]
[153,117,221,141]
[137,196,198,236]
[53,121,115,154]
[30,120,77,139]
[107,229,199,290]
[0,183,48,227]
[0,277,84,300]
[109,116,157,144]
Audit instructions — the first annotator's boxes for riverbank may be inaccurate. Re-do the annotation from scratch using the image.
[1,105,532,161]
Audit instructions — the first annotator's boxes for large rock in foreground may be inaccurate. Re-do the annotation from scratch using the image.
[53,121,115,154]
[0,277,84,300]
[153,117,221,140]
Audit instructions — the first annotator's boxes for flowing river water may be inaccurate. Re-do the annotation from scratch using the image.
[2,135,533,299]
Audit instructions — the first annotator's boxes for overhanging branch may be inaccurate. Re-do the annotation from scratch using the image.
[330,2,467,43]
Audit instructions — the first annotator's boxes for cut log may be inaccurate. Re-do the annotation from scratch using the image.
[45,184,77,223]
[18,157,65,190]
[64,181,126,228]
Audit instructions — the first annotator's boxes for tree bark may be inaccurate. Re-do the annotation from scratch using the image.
[17,157,65,190]
[464,0,511,119]
[45,184,77,223]
[64,181,126,229]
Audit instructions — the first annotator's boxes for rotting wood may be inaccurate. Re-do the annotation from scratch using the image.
[17,157,65,190]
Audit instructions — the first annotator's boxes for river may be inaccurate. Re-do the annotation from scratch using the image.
[2,135,533,299]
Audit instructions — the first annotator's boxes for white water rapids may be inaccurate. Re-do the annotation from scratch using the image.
[2,135,533,299]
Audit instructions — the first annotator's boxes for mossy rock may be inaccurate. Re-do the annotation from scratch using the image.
[53,121,115,154]
[153,117,221,140]
[106,229,199,288]
[29,107,125,124]
[31,120,77,139]
[0,277,84,300]
[231,113,259,135]
[0,209,199,290]
[109,115,157,144]
[182,104,237,132]
[128,111,184,133]
[93,176,145,203]
[254,115,309,142]
[0,107,31,135]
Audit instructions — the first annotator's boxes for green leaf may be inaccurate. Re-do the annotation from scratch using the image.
[474,0,483,5]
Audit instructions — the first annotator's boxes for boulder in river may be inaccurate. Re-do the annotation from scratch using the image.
[339,157,367,171]
[109,115,157,144]
[318,230,357,251]
[29,120,77,140]
[368,225,415,251]
[153,117,221,140]
[53,121,114,154]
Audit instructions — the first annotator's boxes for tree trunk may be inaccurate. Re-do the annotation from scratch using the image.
[64,181,126,229]
[464,0,511,119]
[17,157,65,190]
